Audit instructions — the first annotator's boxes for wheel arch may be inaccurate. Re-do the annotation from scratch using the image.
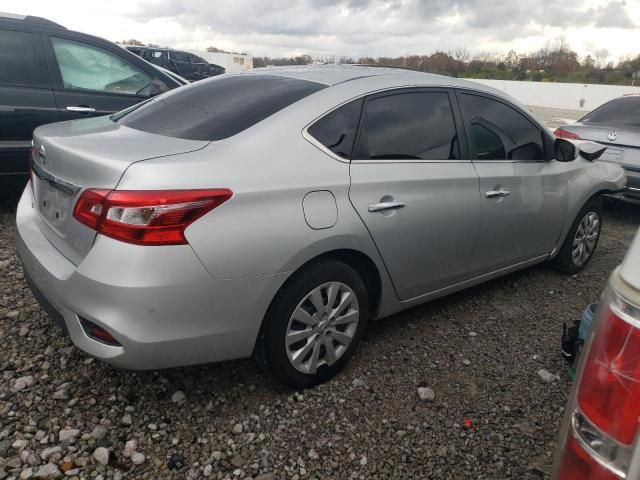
[253,248,384,360]
[281,248,382,318]
[550,190,607,260]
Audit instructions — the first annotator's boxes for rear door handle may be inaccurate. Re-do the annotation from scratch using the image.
[66,106,96,113]
[368,201,406,213]
[485,190,511,198]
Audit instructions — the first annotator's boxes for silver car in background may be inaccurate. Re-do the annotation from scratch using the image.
[16,66,625,388]
[555,94,640,203]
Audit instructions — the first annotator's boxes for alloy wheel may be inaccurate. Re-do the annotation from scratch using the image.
[572,211,600,267]
[285,282,360,374]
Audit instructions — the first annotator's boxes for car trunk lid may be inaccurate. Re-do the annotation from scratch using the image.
[563,123,640,171]
[31,116,209,265]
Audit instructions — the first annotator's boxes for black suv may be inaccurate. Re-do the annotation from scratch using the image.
[126,46,225,82]
[0,13,185,195]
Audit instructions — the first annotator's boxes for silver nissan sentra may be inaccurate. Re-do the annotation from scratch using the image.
[16,65,626,388]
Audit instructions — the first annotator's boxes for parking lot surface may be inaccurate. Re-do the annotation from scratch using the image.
[1,197,639,480]
[527,106,583,129]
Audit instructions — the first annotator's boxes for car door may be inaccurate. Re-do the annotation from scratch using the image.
[170,51,196,80]
[187,54,207,81]
[0,27,58,187]
[42,34,158,121]
[456,90,567,276]
[347,89,481,301]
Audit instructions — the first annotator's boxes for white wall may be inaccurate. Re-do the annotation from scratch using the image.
[466,79,640,111]
[187,50,253,73]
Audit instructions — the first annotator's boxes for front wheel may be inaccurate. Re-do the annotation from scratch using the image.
[553,198,602,274]
[257,260,368,389]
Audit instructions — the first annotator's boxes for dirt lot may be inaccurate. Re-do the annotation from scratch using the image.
[1,196,639,480]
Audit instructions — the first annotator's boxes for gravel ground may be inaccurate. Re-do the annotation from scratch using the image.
[1,196,639,480]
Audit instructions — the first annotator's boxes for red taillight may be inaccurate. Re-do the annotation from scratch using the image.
[554,128,580,140]
[73,189,111,230]
[556,433,620,480]
[577,296,640,445]
[73,189,233,246]
[554,289,640,480]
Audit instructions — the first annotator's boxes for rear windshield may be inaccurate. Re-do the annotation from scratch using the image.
[580,97,640,128]
[113,75,326,141]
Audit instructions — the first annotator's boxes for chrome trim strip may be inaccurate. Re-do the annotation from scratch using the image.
[627,440,640,480]
[351,159,472,164]
[31,161,80,197]
[66,106,96,113]
[571,408,630,479]
[0,140,32,149]
[610,287,640,327]
[301,129,349,163]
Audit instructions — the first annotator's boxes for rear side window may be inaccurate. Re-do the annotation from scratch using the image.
[353,92,460,160]
[581,97,640,127]
[115,75,326,141]
[172,51,189,62]
[0,29,38,86]
[308,99,363,159]
[459,93,545,161]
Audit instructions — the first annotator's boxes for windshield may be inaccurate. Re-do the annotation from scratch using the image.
[580,97,640,128]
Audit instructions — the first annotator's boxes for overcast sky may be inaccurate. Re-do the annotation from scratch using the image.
[2,0,639,61]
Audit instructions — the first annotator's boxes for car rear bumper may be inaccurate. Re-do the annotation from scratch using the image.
[16,186,287,370]
[623,168,640,200]
[603,168,640,203]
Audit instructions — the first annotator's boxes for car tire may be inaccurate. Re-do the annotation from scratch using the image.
[553,197,603,274]
[256,259,368,389]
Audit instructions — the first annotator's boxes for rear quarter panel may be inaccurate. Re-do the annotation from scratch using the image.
[551,158,625,257]
[116,85,394,293]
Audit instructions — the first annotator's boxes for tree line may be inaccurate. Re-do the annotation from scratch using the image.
[252,39,640,86]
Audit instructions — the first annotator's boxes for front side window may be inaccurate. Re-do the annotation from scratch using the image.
[308,99,363,159]
[51,37,152,96]
[114,74,326,141]
[0,29,38,86]
[354,92,460,160]
[459,93,546,161]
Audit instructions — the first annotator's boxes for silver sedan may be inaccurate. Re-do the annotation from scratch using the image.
[16,65,625,388]
[555,94,640,203]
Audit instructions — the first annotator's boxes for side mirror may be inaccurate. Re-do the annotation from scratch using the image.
[577,141,607,162]
[555,138,576,162]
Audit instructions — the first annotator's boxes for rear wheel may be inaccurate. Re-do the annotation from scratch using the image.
[553,197,602,274]
[257,260,368,388]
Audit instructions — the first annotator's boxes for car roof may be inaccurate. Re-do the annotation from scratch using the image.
[249,64,496,90]
[0,12,66,29]
[243,65,541,130]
